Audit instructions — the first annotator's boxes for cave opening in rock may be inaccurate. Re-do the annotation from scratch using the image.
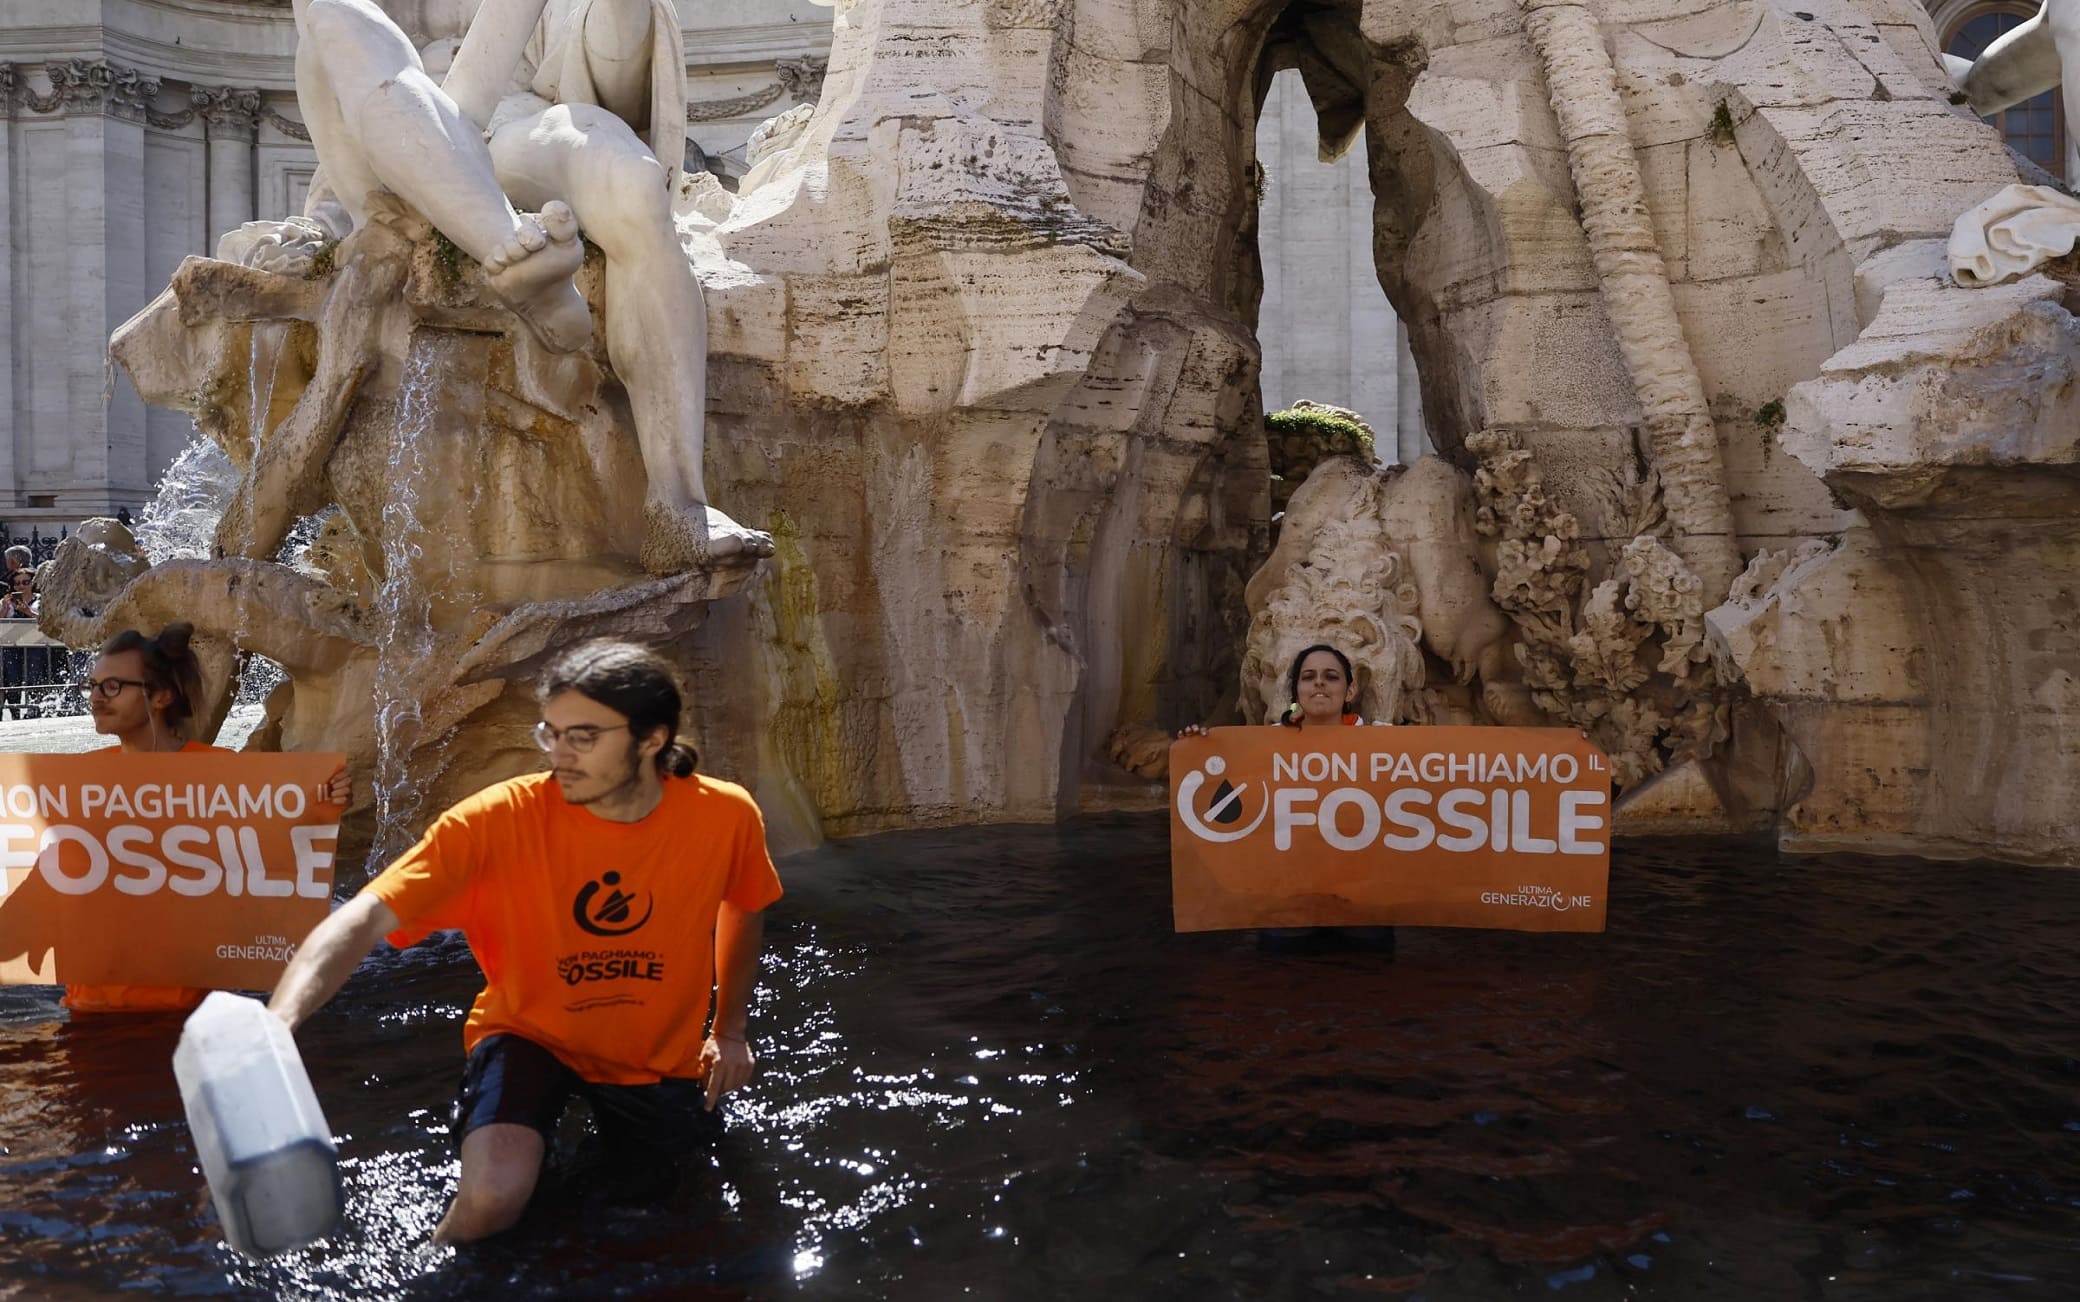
[1243,0,1437,494]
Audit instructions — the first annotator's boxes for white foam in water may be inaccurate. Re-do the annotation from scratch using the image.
[172,992,343,1258]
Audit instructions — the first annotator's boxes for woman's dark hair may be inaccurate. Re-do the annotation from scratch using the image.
[99,622,204,730]
[537,640,698,777]
[1282,643,1356,727]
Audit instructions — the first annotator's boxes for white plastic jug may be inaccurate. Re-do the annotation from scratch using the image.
[172,992,343,1258]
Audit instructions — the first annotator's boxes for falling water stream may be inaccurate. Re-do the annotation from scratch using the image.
[1,823,2076,1300]
[365,339,446,865]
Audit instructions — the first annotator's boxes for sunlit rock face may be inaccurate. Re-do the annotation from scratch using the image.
[1712,269,2080,864]
[73,0,2080,864]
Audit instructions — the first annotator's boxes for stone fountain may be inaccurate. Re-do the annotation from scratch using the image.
[46,0,2080,868]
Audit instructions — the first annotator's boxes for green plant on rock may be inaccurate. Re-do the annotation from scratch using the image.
[1265,405,1375,466]
[304,242,338,280]
[1264,403,1378,521]
[1710,100,1735,144]
[431,230,466,291]
[1754,399,1786,431]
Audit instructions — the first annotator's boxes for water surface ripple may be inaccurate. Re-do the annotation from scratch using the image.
[2,816,2078,1299]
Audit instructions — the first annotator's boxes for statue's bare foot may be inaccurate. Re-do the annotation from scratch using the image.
[641,501,776,574]
[481,201,591,353]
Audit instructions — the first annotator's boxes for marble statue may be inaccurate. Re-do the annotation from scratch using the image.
[293,0,770,567]
[1947,1,2079,186]
[291,0,591,349]
[1944,2,2080,286]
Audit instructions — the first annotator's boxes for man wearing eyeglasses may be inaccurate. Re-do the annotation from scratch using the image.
[267,638,782,1242]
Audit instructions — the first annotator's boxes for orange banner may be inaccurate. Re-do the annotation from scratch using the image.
[1171,727,1611,933]
[0,752,344,988]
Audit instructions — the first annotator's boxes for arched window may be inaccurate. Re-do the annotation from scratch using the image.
[1946,4,2065,175]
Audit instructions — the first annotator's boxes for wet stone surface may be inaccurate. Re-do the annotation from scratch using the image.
[2,814,2079,1299]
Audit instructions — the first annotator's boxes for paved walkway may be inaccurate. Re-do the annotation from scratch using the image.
[0,705,267,753]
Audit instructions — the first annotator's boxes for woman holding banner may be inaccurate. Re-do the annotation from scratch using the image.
[64,623,351,1014]
[1179,643,1397,955]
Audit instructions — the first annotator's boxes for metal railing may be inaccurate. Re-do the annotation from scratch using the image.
[2,527,73,567]
[0,623,88,719]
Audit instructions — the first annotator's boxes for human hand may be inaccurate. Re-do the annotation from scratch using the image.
[700,1033,754,1111]
[323,764,352,806]
[1174,724,1210,739]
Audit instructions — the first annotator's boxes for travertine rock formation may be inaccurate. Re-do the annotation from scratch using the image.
[1709,264,2080,863]
[80,0,2080,866]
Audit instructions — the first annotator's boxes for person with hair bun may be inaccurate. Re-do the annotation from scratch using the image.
[64,624,354,1014]
[1179,642,1397,956]
[86,623,215,756]
[267,638,784,1243]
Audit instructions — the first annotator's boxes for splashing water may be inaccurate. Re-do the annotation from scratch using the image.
[134,439,240,565]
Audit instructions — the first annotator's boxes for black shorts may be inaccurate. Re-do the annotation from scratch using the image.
[451,1033,724,1160]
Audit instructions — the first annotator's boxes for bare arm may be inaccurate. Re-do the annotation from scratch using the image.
[712,901,764,1040]
[581,0,657,126]
[268,893,400,1031]
[700,901,765,1108]
[442,0,556,128]
[1958,10,2061,116]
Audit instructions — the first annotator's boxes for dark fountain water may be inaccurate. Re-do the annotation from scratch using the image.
[2,815,2078,1300]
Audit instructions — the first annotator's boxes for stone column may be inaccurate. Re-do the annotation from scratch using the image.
[195,86,261,247]
[52,60,155,516]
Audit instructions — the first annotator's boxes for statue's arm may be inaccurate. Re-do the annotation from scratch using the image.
[442,0,555,128]
[1956,9,2061,116]
[581,0,661,126]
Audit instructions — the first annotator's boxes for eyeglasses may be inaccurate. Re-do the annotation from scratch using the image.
[532,721,629,753]
[86,677,150,700]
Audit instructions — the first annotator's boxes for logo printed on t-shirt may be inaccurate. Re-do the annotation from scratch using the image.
[572,870,653,937]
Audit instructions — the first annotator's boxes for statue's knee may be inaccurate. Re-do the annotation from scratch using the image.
[602,155,672,220]
[300,0,353,44]
[301,0,376,47]
[302,0,415,71]
[583,156,673,248]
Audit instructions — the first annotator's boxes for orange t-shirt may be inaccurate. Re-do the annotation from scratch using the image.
[364,772,783,1085]
[63,740,226,1015]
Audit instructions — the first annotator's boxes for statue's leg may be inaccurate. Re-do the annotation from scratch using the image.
[2052,1,2080,186]
[293,0,592,352]
[490,105,773,568]
[290,14,386,232]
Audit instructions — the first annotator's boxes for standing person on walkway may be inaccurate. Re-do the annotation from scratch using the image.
[66,623,352,1012]
[268,639,783,1243]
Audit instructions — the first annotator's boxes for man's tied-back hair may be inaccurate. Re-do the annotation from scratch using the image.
[536,639,698,777]
[100,622,205,730]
